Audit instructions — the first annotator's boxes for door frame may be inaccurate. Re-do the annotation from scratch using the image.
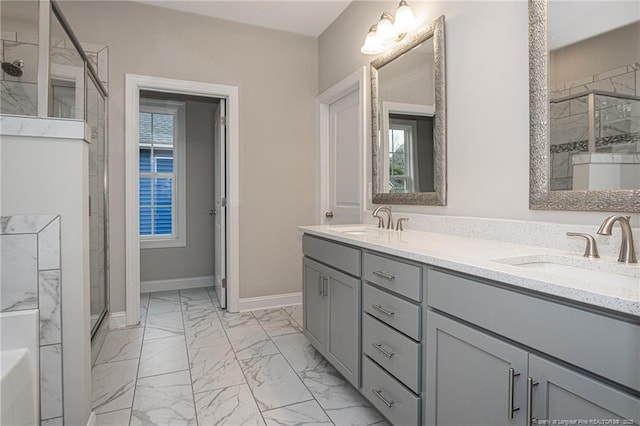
[124,74,240,325]
[317,67,368,225]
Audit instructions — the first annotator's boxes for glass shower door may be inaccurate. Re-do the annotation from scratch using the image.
[87,73,108,335]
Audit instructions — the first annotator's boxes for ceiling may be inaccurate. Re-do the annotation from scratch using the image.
[131,0,352,37]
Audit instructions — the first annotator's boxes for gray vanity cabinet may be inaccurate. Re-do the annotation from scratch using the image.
[426,311,528,426]
[303,258,327,348]
[302,235,361,387]
[529,355,640,425]
[426,269,640,426]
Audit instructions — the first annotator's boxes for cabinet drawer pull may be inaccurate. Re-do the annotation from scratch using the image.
[526,377,538,426]
[372,270,396,281]
[508,368,520,420]
[371,387,394,407]
[371,342,395,358]
[371,304,395,317]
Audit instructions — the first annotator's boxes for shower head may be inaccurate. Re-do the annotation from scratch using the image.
[2,59,24,77]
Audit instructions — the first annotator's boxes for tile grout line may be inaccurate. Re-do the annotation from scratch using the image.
[214,306,269,425]
[250,308,336,424]
[127,292,149,426]
[179,289,202,426]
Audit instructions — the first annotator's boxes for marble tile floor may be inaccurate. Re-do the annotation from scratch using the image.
[93,287,387,426]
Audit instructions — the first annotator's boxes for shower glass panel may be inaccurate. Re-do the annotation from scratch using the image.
[549,90,640,191]
[87,72,108,334]
[49,8,84,120]
[0,0,39,116]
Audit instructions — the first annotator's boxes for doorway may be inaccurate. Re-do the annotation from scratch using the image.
[137,91,226,308]
[124,75,239,326]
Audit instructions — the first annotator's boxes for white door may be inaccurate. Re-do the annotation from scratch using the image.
[214,99,227,308]
[326,90,361,224]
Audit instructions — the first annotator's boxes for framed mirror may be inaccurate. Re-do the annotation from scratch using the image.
[529,0,640,212]
[371,15,446,205]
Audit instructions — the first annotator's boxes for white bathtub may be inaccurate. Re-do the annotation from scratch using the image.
[0,310,39,426]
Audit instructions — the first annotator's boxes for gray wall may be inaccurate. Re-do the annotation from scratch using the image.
[140,100,217,283]
[550,22,640,87]
[319,1,639,227]
[59,0,318,309]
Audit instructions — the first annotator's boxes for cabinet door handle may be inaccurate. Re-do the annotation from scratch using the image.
[371,342,395,358]
[318,274,323,296]
[508,368,521,420]
[371,304,395,317]
[526,377,538,426]
[372,270,396,281]
[371,387,394,407]
[323,276,328,298]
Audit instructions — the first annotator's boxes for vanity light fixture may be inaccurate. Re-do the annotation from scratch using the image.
[361,0,417,55]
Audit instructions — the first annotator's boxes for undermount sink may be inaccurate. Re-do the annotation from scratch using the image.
[494,255,640,288]
[326,226,378,235]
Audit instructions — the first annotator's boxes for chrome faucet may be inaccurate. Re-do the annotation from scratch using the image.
[596,215,637,264]
[372,206,393,229]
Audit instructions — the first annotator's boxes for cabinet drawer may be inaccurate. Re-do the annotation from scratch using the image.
[363,314,421,393]
[363,252,422,301]
[303,234,361,276]
[428,269,640,393]
[362,356,420,426]
[363,283,421,340]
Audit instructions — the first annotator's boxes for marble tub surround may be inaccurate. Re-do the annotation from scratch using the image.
[301,224,640,316]
[93,287,384,425]
[0,215,63,422]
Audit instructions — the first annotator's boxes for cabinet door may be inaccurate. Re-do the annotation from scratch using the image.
[529,355,640,425]
[326,266,361,387]
[303,258,327,350]
[426,312,528,426]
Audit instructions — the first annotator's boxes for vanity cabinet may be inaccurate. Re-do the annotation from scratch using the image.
[301,230,640,426]
[302,235,361,387]
[426,269,640,426]
[427,311,640,425]
[426,311,528,425]
[360,251,424,426]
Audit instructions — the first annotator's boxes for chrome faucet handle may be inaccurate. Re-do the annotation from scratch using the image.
[396,218,409,231]
[566,232,600,258]
[373,214,384,229]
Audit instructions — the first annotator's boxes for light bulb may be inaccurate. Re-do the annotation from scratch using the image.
[376,12,396,42]
[394,0,416,34]
[361,25,384,55]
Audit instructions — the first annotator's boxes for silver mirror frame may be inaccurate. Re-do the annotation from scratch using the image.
[528,0,640,212]
[371,15,447,205]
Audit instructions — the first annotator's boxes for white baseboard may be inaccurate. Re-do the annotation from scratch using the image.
[109,311,127,329]
[238,292,302,312]
[87,411,97,426]
[140,275,214,293]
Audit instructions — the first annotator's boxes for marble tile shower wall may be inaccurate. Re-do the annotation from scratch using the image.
[1,31,39,116]
[1,215,64,424]
[550,63,640,190]
[0,28,109,116]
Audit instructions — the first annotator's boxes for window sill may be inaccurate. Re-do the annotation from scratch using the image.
[140,238,186,250]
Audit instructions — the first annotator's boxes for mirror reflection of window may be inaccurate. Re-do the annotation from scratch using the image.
[388,113,434,194]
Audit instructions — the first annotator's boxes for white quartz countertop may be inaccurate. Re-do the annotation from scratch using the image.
[299,224,640,318]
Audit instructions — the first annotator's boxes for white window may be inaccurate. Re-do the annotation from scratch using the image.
[139,99,186,249]
[388,120,417,193]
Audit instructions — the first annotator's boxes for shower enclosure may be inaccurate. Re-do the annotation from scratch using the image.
[0,0,110,336]
[549,89,640,191]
